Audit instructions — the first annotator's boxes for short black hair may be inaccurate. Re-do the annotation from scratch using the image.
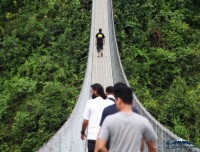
[106,86,114,94]
[91,83,107,99]
[99,28,102,32]
[113,83,133,105]
[113,82,127,88]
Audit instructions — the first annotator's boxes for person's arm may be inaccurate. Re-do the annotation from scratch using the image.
[94,128,101,152]
[95,107,109,152]
[99,108,108,127]
[143,118,157,152]
[81,119,88,140]
[103,34,105,45]
[140,139,145,152]
[97,116,110,152]
[97,139,108,152]
[95,34,98,44]
[146,140,157,152]
[81,100,91,140]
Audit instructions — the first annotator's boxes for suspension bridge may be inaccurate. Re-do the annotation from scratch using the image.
[37,0,200,151]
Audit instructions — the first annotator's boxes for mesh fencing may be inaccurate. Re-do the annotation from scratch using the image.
[108,0,200,151]
[37,0,200,151]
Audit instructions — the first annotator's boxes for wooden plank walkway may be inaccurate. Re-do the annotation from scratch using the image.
[91,0,113,88]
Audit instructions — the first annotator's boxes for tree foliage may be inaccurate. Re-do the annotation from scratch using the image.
[113,0,200,147]
[0,0,91,151]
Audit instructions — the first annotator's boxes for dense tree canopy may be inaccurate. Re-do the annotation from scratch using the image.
[0,0,200,151]
[0,0,91,151]
[113,0,200,147]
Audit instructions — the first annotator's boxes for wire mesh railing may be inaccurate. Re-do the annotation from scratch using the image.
[108,0,200,151]
[37,0,200,151]
[36,0,96,151]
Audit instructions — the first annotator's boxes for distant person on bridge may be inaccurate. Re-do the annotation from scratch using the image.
[96,28,105,57]
[97,85,157,152]
[81,83,114,152]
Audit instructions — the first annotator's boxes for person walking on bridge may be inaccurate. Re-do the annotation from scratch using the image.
[95,83,141,152]
[97,85,157,152]
[105,86,115,102]
[81,83,114,152]
[96,28,105,57]
[100,83,140,129]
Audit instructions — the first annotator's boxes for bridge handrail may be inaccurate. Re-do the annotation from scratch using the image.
[37,0,200,151]
[108,0,200,151]
[36,0,96,151]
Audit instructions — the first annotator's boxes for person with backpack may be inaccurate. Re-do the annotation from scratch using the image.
[94,83,141,152]
[96,28,105,57]
[97,84,157,152]
[105,86,115,102]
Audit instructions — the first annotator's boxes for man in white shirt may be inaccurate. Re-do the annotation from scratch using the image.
[81,83,114,152]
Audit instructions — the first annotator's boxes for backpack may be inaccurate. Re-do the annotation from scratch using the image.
[108,97,115,102]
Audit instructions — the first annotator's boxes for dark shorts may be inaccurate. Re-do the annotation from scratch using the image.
[97,45,103,52]
[88,140,96,152]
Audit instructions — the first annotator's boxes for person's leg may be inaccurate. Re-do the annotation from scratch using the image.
[88,140,96,152]
[97,45,101,57]
[100,45,103,57]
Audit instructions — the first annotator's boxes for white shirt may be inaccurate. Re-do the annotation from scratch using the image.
[83,96,114,140]
[107,94,115,102]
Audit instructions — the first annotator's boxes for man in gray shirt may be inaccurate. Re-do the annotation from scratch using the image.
[97,85,157,152]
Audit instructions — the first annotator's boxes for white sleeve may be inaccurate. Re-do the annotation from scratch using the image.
[83,101,91,120]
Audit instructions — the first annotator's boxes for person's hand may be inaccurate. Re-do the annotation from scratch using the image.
[81,133,86,140]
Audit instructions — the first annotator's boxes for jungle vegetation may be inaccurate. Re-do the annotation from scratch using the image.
[113,0,200,147]
[0,0,200,151]
[0,0,91,151]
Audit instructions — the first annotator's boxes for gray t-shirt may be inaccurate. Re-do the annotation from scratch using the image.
[99,112,157,152]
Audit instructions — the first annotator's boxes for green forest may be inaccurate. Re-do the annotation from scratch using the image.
[0,0,91,151]
[0,0,200,151]
[113,0,200,148]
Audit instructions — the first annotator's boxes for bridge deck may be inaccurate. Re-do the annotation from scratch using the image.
[92,0,113,88]
[37,0,200,151]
